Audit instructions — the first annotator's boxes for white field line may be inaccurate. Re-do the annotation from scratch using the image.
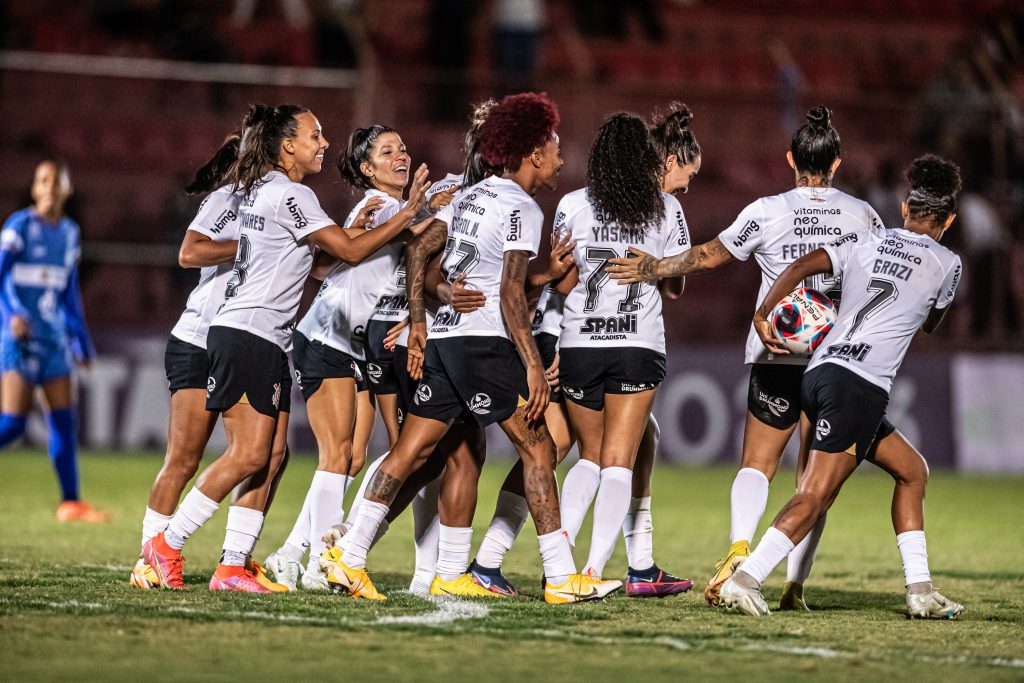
[376,596,490,626]
[742,643,845,658]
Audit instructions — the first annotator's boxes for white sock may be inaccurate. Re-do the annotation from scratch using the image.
[346,453,386,524]
[282,487,313,557]
[896,530,930,586]
[560,459,601,546]
[339,499,389,569]
[476,491,530,569]
[622,496,654,571]
[410,479,441,591]
[436,525,473,581]
[739,527,796,585]
[786,513,826,585]
[223,506,264,565]
[584,467,633,577]
[730,467,770,544]
[141,507,172,547]
[309,470,348,559]
[164,487,220,550]
[538,529,576,585]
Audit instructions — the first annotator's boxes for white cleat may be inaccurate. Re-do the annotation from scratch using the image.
[720,576,771,617]
[263,550,303,592]
[300,559,329,591]
[907,590,964,619]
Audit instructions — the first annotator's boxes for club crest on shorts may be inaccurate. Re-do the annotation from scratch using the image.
[758,390,791,417]
[293,369,302,385]
[564,386,584,400]
[207,376,216,396]
[415,384,432,405]
[468,393,492,414]
[272,383,281,409]
[367,362,383,382]
[816,418,831,440]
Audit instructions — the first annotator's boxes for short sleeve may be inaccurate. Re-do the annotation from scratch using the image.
[865,202,886,235]
[663,194,690,258]
[370,198,402,228]
[434,200,455,225]
[821,232,860,279]
[188,190,239,240]
[277,184,334,238]
[718,200,765,261]
[936,256,962,309]
[0,211,27,253]
[503,198,543,257]
[551,196,571,240]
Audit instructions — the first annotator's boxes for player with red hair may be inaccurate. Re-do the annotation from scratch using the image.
[321,92,621,604]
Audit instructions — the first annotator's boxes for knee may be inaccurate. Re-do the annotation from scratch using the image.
[791,491,829,521]
[349,450,366,475]
[162,455,201,484]
[316,439,354,470]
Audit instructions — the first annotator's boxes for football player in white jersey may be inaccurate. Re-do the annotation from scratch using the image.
[322,93,620,603]
[720,154,965,620]
[609,106,885,609]
[263,125,430,590]
[142,103,422,592]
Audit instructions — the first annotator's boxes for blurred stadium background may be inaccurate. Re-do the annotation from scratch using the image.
[0,0,1021,470]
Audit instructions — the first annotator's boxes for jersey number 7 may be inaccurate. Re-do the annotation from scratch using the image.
[584,247,642,314]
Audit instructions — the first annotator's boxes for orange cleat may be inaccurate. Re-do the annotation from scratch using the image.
[142,531,187,589]
[246,560,289,592]
[56,501,112,523]
[209,564,272,593]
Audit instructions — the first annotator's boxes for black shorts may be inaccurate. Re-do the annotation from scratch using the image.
[408,336,527,427]
[534,332,563,405]
[165,335,209,393]
[747,363,806,430]
[393,344,416,426]
[206,326,291,417]
[558,346,666,411]
[291,332,359,401]
[364,319,401,395]
[801,363,895,462]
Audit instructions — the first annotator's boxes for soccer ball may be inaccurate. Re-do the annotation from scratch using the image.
[770,287,836,355]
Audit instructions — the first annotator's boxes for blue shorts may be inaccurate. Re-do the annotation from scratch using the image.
[0,336,73,385]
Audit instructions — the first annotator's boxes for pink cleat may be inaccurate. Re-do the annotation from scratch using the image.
[209,564,273,593]
[142,532,187,590]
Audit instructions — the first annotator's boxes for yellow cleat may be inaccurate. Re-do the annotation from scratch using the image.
[429,573,508,598]
[544,573,622,605]
[247,560,289,593]
[129,557,160,589]
[705,540,750,606]
[320,547,386,601]
[779,581,810,611]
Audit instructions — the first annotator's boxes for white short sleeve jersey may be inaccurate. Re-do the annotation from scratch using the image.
[807,228,962,392]
[532,283,565,337]
[170,186,242,349]
[212,171,335,350]
[429,177,543,340]
[297,189,405,359]
[426,173,464,203]
[718,187,885,366]
[558,189,689,354]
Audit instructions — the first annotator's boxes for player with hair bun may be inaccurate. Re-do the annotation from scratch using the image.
[721,154,965,620]
[322,92,620,604]
[0,159,102,522]
[609,105,886,610]
[141,103,419,593]
[262,123,430,591]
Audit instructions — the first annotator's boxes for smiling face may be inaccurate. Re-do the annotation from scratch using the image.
[534,133,564,192]
[31,161,72,219]
[285,112,329,178]
[662,154,701,195]
[360,132,411,197]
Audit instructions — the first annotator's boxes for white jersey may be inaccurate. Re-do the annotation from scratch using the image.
[557,188,689,354]
[532,284,564,337]
[297,189,405,359]
[213,171,334,350]
[719,186,884,366]
[808,228,961,392]
[170,186,241,349]
[429,176,543,340]
[427,173,464,203]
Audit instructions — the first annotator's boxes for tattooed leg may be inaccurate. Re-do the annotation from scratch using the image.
[499,407,561,535]
[364,415,453,506]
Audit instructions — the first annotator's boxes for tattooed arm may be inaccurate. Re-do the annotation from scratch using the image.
[606,236,735,284]
[501,249,549,422]
[404,219,449,379]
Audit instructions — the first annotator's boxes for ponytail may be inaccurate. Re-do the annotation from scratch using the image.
[649,102,701,165]
[186,133,241,194]
[790,105,841,178]
[232,103,310,195]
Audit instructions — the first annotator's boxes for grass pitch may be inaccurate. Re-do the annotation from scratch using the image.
[1,451,1022,682]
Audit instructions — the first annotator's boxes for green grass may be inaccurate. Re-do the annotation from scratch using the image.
[1,451,1023,682]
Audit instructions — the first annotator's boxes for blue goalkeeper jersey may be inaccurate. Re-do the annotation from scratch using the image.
[0,207,83,347]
